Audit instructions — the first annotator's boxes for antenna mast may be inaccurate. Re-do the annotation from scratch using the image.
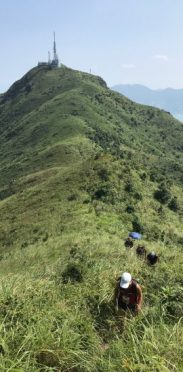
[53,32,58,62]
[38,32,60,68]
[48,51,51,64]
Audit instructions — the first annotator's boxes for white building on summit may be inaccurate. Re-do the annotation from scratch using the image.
[38,32,59,68]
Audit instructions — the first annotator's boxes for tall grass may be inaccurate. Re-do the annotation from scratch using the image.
[0,228,182,371]
[0,65,182,370]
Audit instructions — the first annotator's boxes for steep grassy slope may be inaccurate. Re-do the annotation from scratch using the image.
[0,65,183,187]
[0,65,182,371]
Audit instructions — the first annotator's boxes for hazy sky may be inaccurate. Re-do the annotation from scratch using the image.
[1,0,183,92]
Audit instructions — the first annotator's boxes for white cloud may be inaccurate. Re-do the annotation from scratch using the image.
[153,55,168,62]
[122,63,136,69]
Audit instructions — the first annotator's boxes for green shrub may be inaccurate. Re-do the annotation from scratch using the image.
[134,192,143,200]
[125,181,135,193]
[168,196,179,212]
[67,193,79,201]
[154,182,171,204]
[125,205,135,213]
[140,172,147,180]
[61,263,83,283]
[97,167,110,181]
[132,216,144,233]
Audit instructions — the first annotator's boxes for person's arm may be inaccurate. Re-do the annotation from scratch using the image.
[136,284,143,310]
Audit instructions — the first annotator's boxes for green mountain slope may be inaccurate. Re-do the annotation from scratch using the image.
[0,65,183,186]
[0,65,182,371]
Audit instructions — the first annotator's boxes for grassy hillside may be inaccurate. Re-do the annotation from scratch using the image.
[0,65,182,371]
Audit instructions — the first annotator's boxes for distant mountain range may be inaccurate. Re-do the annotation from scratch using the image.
[112,84,183,121]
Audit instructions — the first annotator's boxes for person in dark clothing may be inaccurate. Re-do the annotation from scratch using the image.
[147,252,159,265]
[136,245,147,258]
[114,272,143,314]
[124,237,134,249]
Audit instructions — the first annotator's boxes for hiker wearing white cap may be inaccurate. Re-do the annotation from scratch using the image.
[147,252,159,265]
[114,272,143,314]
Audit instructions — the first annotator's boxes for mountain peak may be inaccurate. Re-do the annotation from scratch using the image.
[1,65,107,102]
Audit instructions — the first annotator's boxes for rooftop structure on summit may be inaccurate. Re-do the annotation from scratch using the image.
[38,32,59,68]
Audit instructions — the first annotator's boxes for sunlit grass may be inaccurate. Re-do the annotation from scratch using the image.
[0,65,182,370]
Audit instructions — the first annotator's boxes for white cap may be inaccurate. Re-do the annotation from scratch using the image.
[120,272,132,289]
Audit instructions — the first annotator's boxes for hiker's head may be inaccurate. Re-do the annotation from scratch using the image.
[148,252,157,259]
[120,272,132,289]
[136,245,146,257]
[147,252,158,265]
[124,237,133,248]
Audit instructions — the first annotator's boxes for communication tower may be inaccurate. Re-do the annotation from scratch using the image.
[38,32,59,68]
[52,32,59,67]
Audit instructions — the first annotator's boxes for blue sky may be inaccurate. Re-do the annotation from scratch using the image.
[1,0,183,92]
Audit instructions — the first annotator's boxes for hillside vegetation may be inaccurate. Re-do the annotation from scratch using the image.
[0,65,182,371]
